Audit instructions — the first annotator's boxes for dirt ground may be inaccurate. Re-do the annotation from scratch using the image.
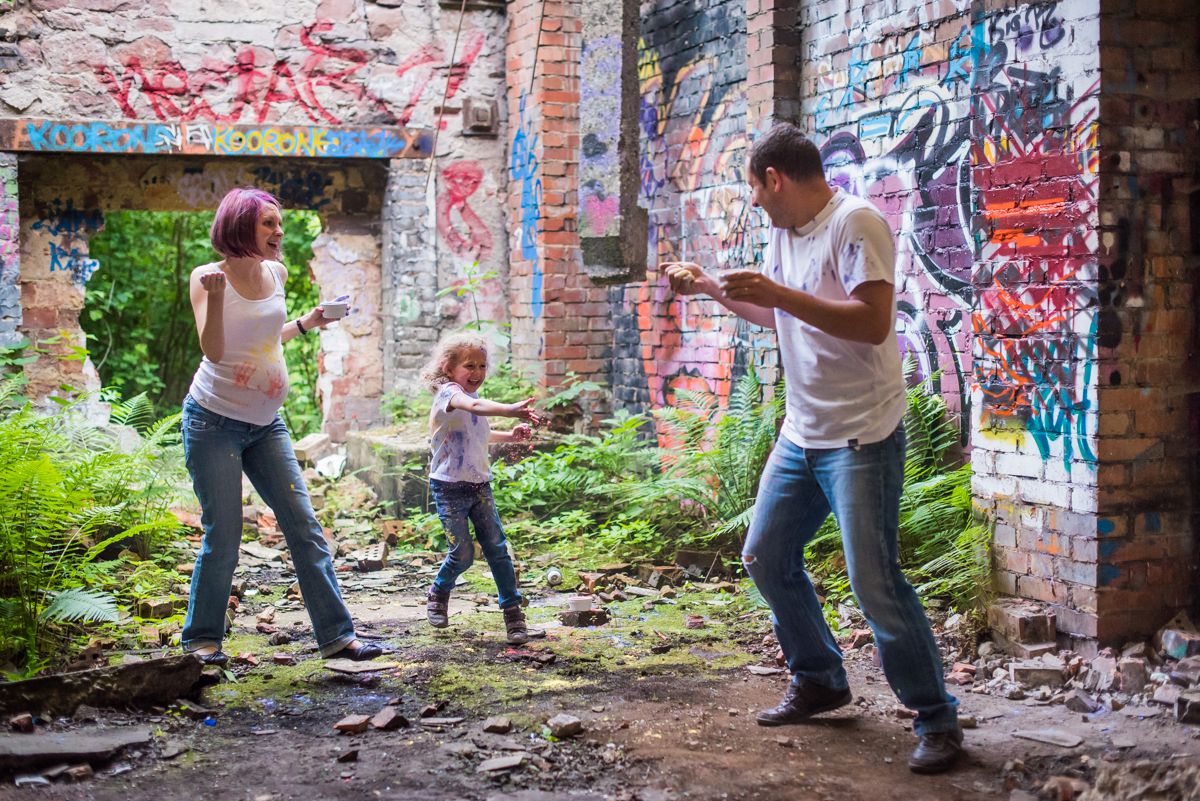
[7,561,1200,801]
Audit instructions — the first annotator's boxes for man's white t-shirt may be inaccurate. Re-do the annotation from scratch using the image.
[764,188,906,449]
[429,382,492,483]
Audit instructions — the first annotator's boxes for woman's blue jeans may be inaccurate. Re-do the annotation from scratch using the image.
[742,424,959,735]
[429,479,521,609]
[180,395,356,657]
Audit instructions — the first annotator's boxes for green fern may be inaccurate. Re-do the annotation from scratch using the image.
[39,588,119,624]
[0,387,188,675]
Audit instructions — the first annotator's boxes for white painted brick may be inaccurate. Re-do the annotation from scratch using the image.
[1071,487,1098,514]
[1019,503,1046,530]
[973,474,1018,499]
[1021,480,1072,509]
[995,452,1041,479]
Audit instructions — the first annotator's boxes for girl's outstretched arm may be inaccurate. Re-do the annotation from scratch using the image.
[449,394,543,425]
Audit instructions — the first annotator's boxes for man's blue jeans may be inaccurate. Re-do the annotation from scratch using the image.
[180,396,356,657]
[429,479,521,609]
[742,424,959,735]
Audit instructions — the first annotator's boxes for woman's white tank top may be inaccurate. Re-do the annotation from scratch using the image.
[187,261,290,425]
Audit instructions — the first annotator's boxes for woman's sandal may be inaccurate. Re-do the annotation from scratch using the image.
[327,640,384,662]
[190,649,229,667]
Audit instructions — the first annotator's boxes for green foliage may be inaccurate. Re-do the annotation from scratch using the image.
[84,210,324,435]
[0,380,188,675]
[539,371,606,412]
[492,411,659,523]
[594,366,784,555]
[381,390,434,425]
[482,361,537,405]
[493,368,783,562]
[803,370,993,617]
[437,260,511,351]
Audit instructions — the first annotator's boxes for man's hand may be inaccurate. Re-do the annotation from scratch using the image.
[662,261,710,295]
[719,270,785,308]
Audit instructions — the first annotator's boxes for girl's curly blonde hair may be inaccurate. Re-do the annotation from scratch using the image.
[419,331,490,392]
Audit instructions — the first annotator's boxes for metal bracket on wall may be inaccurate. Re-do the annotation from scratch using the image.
[461,97,500,137]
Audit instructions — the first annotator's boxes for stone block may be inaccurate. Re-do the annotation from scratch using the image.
[369,707,408,730]
[1160,630,1200,660]
[293,433,332,465]
[558,609,610,627]
[358,542,388,572]
[638,564,684,587]
[1010,661,1065,688]
[1118,657,1148,694]
[334,714,370,734]
[137,596,182,620]
[1176,691,1200,724]
[989,598,1056,645]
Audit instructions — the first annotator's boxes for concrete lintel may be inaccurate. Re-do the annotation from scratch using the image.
[0,119,433,160]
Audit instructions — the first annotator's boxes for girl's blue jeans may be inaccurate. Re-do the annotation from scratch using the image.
[180,395,356,657]
[429,479,521,609]
[742,423,959,736]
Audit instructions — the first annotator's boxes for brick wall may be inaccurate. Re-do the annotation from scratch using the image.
[798,0,1110,643]
[507,0,618,415]
[1091,0,1200,642]
[0,0,510,437]
[606,0,776,420]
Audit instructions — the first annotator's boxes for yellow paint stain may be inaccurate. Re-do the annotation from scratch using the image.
[977,427,1026,448]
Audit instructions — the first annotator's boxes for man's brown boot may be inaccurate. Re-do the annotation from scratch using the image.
[426,588,450,628]
[755,680,852,726]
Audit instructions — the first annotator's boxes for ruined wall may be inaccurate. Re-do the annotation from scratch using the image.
[16,155,386,409]
[0,0,510,434]
[799,0,1108,642]
[1089,0,1200,642]
[607,0,772,418]
[506,0,615,402]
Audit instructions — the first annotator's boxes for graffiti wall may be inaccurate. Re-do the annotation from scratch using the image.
[0,0,511,420]
[808,1,1100,470]
[0,154,19,347]
[612,0,769,419]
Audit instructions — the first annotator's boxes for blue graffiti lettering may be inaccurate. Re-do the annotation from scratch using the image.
[32,198,103,238]
[510,92,542,320]
[49,241,100,286]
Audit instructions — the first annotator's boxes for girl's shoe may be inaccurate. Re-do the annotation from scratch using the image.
[427,588,451,628]
[503,606,529,644]
[502,605,548,645]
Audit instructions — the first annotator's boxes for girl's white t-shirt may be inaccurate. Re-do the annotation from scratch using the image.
[429,382,492,483]
[766,189,906,449]
[187,261,290,426]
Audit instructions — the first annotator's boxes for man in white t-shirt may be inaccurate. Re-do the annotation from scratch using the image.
[664,122,963,774]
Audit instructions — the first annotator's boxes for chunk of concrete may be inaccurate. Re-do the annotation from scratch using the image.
[0,726,153,771]
[1176,691,1200,724]
[546,713,583,738]
[1010,661,1065,688]
[558,609,610,627]
[293,432,332,465]
[0,655,203,717]
[1160,630,1200,661]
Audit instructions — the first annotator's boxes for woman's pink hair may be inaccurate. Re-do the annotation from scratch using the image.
[210,188,281,258]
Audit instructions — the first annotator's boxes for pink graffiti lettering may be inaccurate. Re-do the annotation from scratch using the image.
[437,160,493,262]
[95,21,402,125]
[394,30,486,128]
